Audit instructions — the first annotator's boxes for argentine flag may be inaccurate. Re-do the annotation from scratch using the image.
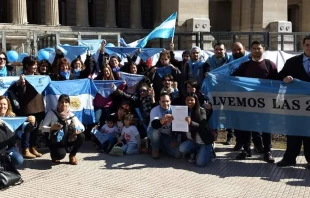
[44,79,98,124]
[136,12,177,48]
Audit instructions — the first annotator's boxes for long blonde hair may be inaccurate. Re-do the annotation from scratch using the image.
[0,96,16,117]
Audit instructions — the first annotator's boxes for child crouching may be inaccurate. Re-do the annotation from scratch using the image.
[118,114,141,155]
[93,115,118,153]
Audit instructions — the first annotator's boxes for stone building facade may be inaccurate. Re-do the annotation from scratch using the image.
[0,0,308,51]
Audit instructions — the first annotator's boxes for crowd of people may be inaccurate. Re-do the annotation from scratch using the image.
[0,36,310,174]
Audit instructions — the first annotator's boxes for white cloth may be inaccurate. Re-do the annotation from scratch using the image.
[148,105,172,135]
[100,124,118,134]
[41,110,85,133]
[121,125,140,144]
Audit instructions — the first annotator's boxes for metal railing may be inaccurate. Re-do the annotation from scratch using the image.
[1,29,310,55]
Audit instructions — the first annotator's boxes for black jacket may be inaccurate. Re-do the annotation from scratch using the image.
[279,54,310,82]
[0,123,15,154]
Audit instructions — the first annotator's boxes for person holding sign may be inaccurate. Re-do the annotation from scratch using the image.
[147,92,181,159]
[179,93,215,167]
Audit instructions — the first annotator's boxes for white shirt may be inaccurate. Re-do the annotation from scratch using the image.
[100,124,118,134]
[121,125,140,144]
[41,110,85,133]
[148,105,172,135]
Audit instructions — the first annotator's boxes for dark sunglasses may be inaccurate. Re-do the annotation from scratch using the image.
[139,89,147,93]
[0,58,6,60]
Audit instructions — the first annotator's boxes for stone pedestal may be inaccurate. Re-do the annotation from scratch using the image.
[76,0,89,26]
[269,21,294,51]
[12,0,27,24]
[45,0,59,25]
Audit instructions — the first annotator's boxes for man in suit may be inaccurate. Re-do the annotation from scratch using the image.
[277,36,310,169]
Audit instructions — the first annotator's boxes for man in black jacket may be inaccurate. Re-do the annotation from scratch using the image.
[277,36,310,169]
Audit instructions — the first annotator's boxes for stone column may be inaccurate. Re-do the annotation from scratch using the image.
[130,0,141,28]
[104,0,116,27]
[12,0,27,24]
[76,0,89,26]
[231,0,242,31]
[301,0,310,31]
[45,0,59,25]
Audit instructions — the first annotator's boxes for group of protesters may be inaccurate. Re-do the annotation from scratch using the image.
[0,35,310,173]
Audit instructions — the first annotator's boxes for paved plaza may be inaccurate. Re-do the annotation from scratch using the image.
[1,142,310,198]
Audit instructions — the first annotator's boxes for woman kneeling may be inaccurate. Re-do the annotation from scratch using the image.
[42,94,85,165]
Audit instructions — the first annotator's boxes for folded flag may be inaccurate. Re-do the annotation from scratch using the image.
[24,75,51,94]
[78,39,103,55]
[119,72,144,94]
[105,47,139,60]
[136,12,177,48]
[45,79,98,124]
[93,80,123,98]
[156,66,172,78]
[139,48,163,62]
[0,117,28,132]
[0,76,19,95]
[119,38,144,48]
[56,45,88,63]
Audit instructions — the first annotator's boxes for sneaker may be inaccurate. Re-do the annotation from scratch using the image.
[263,152,275,163]
[152,150,160,159]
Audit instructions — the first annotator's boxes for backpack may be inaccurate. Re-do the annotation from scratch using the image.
[49,110,75,145]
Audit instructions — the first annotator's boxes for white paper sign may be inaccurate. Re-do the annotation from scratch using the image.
[171,106,188,132]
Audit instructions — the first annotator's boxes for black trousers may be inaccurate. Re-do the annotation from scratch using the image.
[226,129,234,139]
[235,130,272,153]
[283,135,310,163]
[49,133,85,160]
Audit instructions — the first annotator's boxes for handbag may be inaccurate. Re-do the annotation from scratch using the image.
[0,154,22,190]
[109,143,124,157]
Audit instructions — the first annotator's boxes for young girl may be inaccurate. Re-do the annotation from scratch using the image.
[93,115,118,153]
[118,114,141,155]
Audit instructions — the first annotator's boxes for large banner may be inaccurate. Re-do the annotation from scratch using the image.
[203,73,310,137]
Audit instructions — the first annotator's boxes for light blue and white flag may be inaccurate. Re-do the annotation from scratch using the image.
[136,12,177,48]
[93,80,123,98]
[0,117,28,132]
[119,38,143,48]
[210,54,251,75]
[156,66,172,78]
[45,79,98,124]
[119,72,144,94]
[202,73,310,137]
[24,75,51,94]
[0,76,19,95]
[56,45,88,63]
[139,48,163,62]
[78,39,103,55]
[105,47,139,60]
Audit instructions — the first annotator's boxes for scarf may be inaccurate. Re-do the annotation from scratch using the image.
[160,87,173,95]
[0,66,8,77]
[56,107,70,120]
[188,60,204,77]
[73,69,81,78]
[60,71,70,80]
[112,67,120,73]
[156,66,172,78]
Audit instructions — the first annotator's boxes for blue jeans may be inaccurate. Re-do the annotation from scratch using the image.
[7,147,24,166]
[122,143,139,154]
[99,133,116,149]
[94,107,102,124]
[147,127,181,158]
[179,140,214,167]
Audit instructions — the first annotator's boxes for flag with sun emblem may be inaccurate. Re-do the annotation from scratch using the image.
[44,79,98,124]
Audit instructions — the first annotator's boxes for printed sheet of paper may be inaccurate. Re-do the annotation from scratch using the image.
[171,106,188,132]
